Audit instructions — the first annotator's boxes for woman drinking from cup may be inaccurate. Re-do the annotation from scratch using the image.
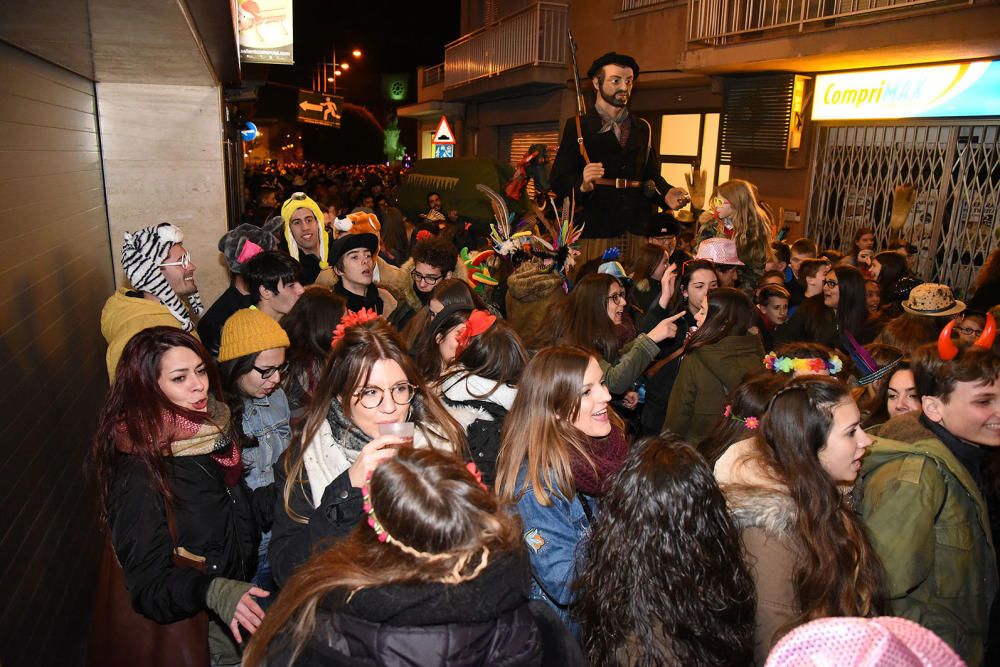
[268,311,466,585]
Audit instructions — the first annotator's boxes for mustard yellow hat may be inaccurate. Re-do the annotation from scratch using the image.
[218,308,290,362]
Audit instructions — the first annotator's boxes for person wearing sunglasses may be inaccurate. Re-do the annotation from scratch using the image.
[269,315,467,586]
[218,308,294,604]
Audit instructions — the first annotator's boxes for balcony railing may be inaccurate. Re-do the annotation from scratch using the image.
[688,0,971,45]
[444,2,568,90]
[422,63,444,87]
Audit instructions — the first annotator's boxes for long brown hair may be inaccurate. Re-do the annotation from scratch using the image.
[435,318,528,398]
[495,346,623,506]
[554,273,622,361]
[282,318,466,523]
[755,376,886,634]
[684,287,755,354]
[91,327,222,523]
[244,448,524,666]
[628,243,667,292]
[716,179,774,268]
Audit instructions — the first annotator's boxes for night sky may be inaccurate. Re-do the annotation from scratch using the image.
[246,0,462,162]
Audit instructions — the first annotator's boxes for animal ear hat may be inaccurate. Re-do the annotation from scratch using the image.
[121,223,204,331]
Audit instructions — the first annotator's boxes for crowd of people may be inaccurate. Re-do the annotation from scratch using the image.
[87,51,1000,667]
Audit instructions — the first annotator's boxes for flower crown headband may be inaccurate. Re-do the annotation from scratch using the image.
[723,404,759,430]
[763,351,843,375]
[331,308,381,347]
[362,463,490,584]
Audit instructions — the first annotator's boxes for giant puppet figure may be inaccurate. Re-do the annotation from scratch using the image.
[550,47,690,263]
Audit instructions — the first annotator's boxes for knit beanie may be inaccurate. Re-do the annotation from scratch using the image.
[218,308,290,362]
[280,193,329,269]
[121,223,204,331]
[218,223,278,273]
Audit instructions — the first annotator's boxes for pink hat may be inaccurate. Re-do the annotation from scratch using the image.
[695,237,744,266]
[765,617,965,667]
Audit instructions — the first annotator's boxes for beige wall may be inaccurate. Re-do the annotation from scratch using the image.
[97,83,230,305]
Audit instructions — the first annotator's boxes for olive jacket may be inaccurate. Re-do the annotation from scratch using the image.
[861,413,998,666]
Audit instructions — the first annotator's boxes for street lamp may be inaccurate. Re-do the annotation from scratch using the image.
[316,47,362,95]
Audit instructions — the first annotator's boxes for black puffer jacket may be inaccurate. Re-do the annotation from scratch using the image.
[267,551,582,666]
[109,454,273,623]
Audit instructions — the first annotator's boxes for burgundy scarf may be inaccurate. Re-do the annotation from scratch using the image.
[570,425,629,496]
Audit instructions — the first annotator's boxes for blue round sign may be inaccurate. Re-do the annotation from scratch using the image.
[240,121,258,142]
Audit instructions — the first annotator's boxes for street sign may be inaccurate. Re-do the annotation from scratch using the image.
[432,116,456,145]
[433,144,454,158]
[297,90,344,128]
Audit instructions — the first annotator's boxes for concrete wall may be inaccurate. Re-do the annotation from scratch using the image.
[97,83,231,305]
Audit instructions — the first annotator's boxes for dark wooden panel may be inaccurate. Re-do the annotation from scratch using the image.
[0,121,98,151]
[0,41,110,667]
[0,149,101,181]
[0,168,104,214]
[0,92,99,132]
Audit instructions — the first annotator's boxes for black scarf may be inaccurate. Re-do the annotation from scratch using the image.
[335,281,383,314]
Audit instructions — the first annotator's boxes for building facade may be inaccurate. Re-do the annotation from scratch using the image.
[400,0,1000,296]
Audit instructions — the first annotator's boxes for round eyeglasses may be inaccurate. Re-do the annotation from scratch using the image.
[606,292,627,305]
[353,382,417,409]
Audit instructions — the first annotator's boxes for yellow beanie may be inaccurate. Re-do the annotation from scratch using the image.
[218,308,290,362]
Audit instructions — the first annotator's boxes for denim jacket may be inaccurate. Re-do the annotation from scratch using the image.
[241,389,292,555]
[513,467,594,633]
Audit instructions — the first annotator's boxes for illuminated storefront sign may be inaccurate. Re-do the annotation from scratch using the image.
[812,60,1000,120]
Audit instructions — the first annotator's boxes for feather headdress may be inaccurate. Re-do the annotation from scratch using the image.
[477,184,532,257]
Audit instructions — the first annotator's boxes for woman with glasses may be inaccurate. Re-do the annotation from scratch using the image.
[554,273,684,398]
[824,264,882,345]
[268,314,466,586]
[217,309,294,601]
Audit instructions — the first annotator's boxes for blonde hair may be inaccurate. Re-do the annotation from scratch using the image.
[716,179,775,269]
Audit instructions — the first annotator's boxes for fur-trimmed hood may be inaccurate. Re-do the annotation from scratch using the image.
[506,259,565,301]
[724,485,797,536]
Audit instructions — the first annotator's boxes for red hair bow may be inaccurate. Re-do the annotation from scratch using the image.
[331,308,381,347]
[454,310,496,356]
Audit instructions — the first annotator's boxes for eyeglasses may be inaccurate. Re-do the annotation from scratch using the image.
[354,382,417,409]
[606,292,627,305]
[823,279,839,288]
[411,269,443,285]
[253,361,289,379]
[955,326,984,337]
[159,252,192,269]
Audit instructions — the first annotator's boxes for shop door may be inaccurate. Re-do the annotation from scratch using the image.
[807,122,1000,298]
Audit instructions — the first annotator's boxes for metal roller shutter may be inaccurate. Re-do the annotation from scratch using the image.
[501,122,560,199]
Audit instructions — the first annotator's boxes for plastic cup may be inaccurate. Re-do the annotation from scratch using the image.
[378,422,414,447]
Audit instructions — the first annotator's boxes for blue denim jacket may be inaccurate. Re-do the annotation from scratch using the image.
[241,389,292,556]
[513,467,593,634]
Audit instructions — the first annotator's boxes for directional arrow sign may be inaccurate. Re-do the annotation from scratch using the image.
[297,89,343,128]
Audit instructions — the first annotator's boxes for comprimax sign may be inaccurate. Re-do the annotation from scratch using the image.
[812,60,1000,120]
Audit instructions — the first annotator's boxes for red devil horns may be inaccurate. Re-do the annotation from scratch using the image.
[977,312,997,350]
[938,312,997,360]
[937,320,959,360]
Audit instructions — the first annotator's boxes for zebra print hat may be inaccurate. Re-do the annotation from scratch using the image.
[121,223,204,331]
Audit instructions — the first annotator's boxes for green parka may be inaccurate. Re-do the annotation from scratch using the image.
[662,333,764,443]
[861,413,998,666]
